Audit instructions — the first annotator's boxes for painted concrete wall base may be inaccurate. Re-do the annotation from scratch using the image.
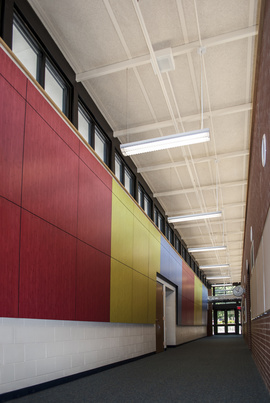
[0,318,155,394]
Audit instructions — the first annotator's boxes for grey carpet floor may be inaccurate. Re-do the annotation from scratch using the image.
[6,335,270,403]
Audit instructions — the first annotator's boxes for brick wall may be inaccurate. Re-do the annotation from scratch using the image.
[251,311,270,392]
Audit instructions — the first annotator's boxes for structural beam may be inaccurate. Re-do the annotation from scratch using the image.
[76,26,258,82]
[175,218,245,229]
[138,150,249,173]
[153,180,247,198]
[114,103,252,138]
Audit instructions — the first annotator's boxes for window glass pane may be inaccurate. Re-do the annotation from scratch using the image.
[227,310,235,324]
[95,129,106,161]
[115,155,122,182]
[138,187,144,208]
[45,61,65,112]
[217,311,225,324]
[144,195,151,217]
[124,168,132,194]
[158,215,163,231]
[12,20,38,79]
[78,107,90,143]
[228,326,235,333]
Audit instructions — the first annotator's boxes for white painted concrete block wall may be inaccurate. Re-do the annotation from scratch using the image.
[0,318,156,394]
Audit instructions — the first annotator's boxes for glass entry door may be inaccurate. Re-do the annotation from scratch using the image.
[214,308,240,335]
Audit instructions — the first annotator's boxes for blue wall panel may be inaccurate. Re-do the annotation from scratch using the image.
[160,237,182,324]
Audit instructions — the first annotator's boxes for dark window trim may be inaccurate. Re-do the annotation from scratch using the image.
[114,151,135,198]
[13,8,71,118]
[78,101,93,146]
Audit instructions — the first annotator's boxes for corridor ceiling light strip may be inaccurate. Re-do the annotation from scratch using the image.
[168,210,221,224]
[206,276,231,280]
[212,283,232,287]
[120,128,210,156]
[188,246,227,253]
[200,264,230,269]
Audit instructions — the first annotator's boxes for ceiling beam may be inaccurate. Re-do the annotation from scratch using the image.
[138,150,249,173]
[175,218,245,229]
[182,231,244,241]
[76,54,150,82]
[154,180,247,197]
[114,103,252,138]
[167,202,245,217]
[76,26,258,82]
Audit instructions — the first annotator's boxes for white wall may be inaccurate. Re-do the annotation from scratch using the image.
[0,318,155,394]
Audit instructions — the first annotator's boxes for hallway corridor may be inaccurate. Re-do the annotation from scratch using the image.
[5,336,270,403]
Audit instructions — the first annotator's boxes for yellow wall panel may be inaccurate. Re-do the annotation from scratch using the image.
[149,221,161,242]
[148,279,156,323]
[133,217,149,276]
[112,180,134,213]
[148,233,161,279]
[132,271,148,324]
[133,203,150,231]
[110,258,133,323]
[111,185,134,267]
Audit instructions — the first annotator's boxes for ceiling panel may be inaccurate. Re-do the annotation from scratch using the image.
[27,0,261,286]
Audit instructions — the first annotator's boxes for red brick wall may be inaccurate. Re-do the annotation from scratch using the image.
[242,0,270,394]
[251,312,270,392]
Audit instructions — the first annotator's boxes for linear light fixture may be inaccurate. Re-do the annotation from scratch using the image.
[120,128,210,156]
[206,276,231,280]
[188,246,227,253]
[200,264,230,269]
[168,210,221,224]
[212,283,232,287]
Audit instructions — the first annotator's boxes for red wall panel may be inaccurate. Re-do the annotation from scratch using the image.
[77,160,112,254]
[0,47,27,98]
[26,81,80,155]
[22,104,79,236]
[0,75,25,204]
[0,198,20,317]
[182,263,194,301]
[181,264,194,325]
[181,296,194,326]
[79,142,112,190]
[76,240,110,322]
[19,210,76,320]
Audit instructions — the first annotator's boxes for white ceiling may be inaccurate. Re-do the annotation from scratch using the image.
[27,0,261,285]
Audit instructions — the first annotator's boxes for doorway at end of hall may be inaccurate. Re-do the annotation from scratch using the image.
[213,307,242,335]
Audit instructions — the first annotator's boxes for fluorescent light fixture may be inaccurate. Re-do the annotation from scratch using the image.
[120,128,210,156]
[168,210,221,224]
[200,264,230,269]
[206,276,231,280]
[212,283,232,287]
[188,246,227,253]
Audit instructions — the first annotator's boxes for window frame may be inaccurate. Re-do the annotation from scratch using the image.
[114,152,135,197]
[78,102,93,146]
[138,184,152,218]
[12,10,71,118]
[94,126,110,165]
[154,206,164,233]
[44,58,69,116]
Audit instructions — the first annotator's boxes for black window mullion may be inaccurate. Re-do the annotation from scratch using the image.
[37,51,45,87]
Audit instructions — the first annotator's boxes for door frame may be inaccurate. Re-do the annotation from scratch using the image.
[213,305,241,335]
[156,277,176,349]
